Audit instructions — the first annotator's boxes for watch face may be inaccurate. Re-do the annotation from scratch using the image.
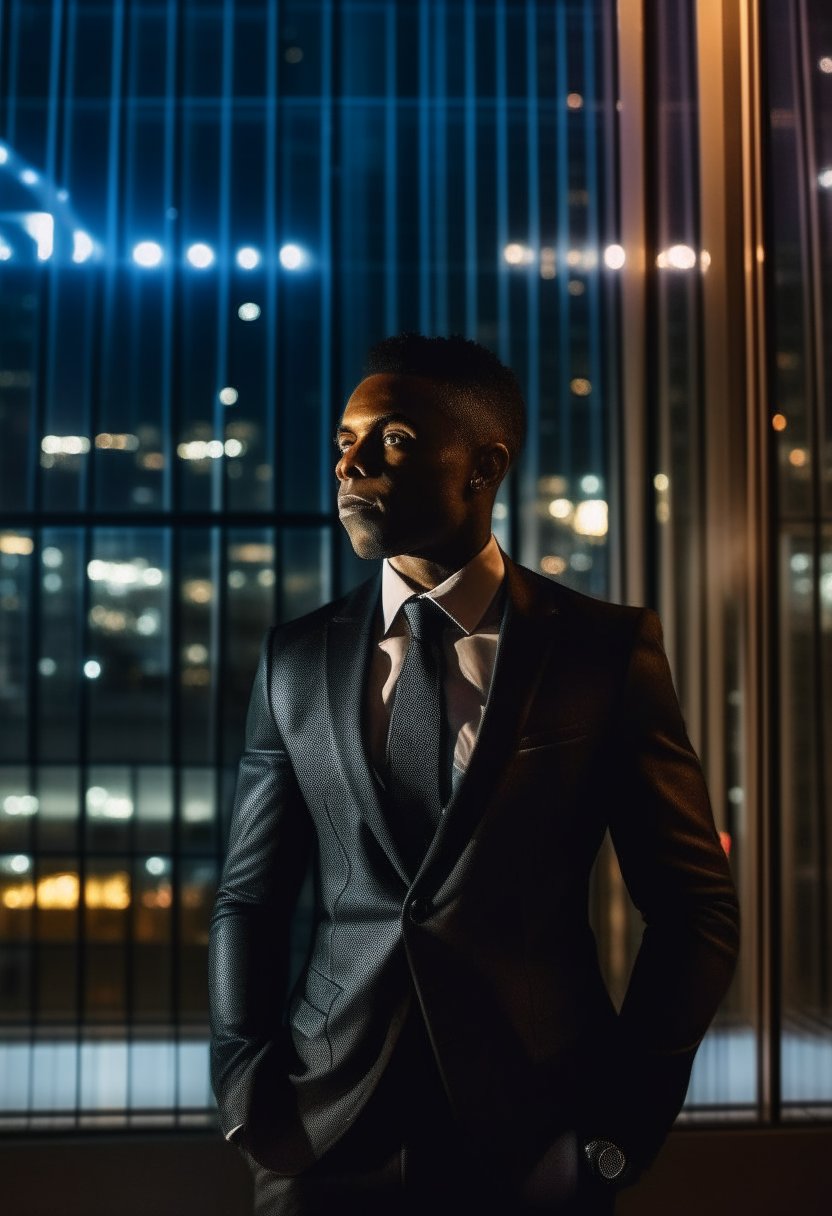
[596,1144,626,1181]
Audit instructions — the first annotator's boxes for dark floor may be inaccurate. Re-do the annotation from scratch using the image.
[0,1123,828,1216]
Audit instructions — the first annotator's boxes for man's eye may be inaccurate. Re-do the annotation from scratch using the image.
[383,432,407,446]
[336,438,352,452]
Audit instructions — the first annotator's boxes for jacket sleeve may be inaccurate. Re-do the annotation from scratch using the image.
[209,628,314,1140]
[596,608,740,1168]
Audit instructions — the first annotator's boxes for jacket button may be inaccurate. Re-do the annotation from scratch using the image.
[409,896,433,924]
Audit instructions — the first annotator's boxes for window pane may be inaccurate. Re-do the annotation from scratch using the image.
[765,0,832,1115]
[0,0,622,1127]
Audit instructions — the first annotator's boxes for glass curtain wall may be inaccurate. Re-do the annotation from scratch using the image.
[765,0,832,1116]
[605,0,757,1115]
[0,0,620,1127]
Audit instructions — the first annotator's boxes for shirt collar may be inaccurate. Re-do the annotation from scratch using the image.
[381,534,505,636]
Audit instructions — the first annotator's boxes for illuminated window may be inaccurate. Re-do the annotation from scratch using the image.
[0,0,617,1128]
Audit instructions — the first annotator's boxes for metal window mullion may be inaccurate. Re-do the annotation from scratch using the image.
[601,0,623,605]
[464,0,477,340]
[521,0,540,572]
[264,0,278,521]
[168,523,182,1120]
[384,0,398,338]
[583,0,602,481]
[795,0,828,1020]
[212,0,236,517]
[434,0,448,336]
[319,0,334,515]
[74,521,94,1127]
[43,0,65,189]
[418,0,431,335]
[555,1,571,486]
[25,526,41,1126]
[3,0,22,146]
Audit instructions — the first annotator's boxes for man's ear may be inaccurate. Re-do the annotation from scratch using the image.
[473,442,511,491]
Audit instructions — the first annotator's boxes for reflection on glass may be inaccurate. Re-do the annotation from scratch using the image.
[34,768,80,854]
[179,861,217,1023]
[85,766,134,854]
[225,531,277,764]
[766,0,832,1112]
[0,852,34,942]
[135,767,173,854]
[0,767,36,853]
[38,532,82,762]
[87,531,170,764]
[179,530,216,766]
[0,534,31,762]
[180,768,216,855]
[0,0,628,1122]
[281,529,330,623]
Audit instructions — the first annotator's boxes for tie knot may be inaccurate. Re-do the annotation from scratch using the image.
[402,597,447,644]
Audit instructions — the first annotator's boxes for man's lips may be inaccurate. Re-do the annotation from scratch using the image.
[337,494,380,516]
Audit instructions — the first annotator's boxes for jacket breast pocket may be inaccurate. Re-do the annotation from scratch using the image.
[517,723,588,751]
[290,965,342,1040]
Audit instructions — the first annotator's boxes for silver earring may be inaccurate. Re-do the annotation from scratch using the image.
[471,477,484,490]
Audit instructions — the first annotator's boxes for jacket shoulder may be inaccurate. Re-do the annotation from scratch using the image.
[267,571,380,651]
[510,559,645,640]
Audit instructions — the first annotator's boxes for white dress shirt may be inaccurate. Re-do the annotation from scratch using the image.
[364,534,506,785]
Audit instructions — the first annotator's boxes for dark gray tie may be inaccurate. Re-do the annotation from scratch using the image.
[386,597,447,864]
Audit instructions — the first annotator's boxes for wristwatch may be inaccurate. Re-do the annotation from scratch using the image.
[583,1138,628,1184]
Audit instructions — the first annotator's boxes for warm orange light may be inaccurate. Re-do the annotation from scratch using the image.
[0,534,34,555]
[772,414,787,432]
[788,448,807,467]
[85,873,130,910]
[141,884,172,909]
[719,831,731,856]
[540,556,567,576]
[229,543,274,563]
[2,883,35,909]
[37,873,80,909]
[183,579,213,604]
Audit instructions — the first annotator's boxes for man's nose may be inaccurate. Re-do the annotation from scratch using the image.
[336,437,371,481]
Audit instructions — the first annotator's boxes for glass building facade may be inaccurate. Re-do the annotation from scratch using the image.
[0,0,620,1125]
[0,0,828,1132]
[765,0,832,1113]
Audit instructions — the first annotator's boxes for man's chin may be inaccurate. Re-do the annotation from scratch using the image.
[340,519,397,562]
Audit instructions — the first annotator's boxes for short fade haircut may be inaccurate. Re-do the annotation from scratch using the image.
[363,332,526,465]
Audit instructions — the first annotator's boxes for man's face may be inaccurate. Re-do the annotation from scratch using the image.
[335,373,474,561]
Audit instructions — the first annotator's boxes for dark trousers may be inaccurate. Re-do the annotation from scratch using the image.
[245,1010,616,1216]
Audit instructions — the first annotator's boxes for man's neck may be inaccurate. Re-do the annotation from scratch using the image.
[388,533,492,592]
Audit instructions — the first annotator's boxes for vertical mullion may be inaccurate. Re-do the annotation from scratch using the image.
[265,0,279,612]
[167,0,185,1121]
[43,0,64,183]
[4,0,21,146]
[320,0,334,513]
[418,0,430,334]
[464,0,477,340]
[495,0,509,365]
[384,1,397,337]
[74,521,93,1127]
[602,0,623,605]
[523,0,540,571]
[555,1,571,485]
[161,0,180,515]
[583,0,602,481]
[212,0,235,515]
[796,0,828,1017]
[435,0,448,335]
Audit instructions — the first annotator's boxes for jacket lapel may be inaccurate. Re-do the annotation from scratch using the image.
[324,572,412,888]
[415,555,558,888]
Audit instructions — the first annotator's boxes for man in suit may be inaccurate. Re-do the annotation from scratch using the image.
[210,333,740,1215]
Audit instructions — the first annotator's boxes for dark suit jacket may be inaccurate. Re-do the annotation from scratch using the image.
[209,554,740,1178]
